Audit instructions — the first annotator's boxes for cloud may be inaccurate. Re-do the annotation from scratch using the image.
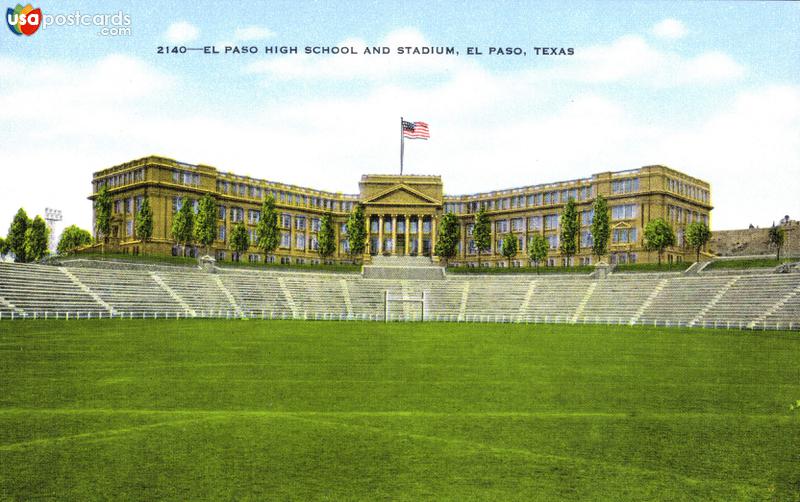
[234,25,275,41]
[554,35,744,86]
[652,18,688,40]
[164,21,199,43]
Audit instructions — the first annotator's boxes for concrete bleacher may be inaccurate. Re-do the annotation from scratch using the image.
[68,267,186,316]
[0,261,798,329]
[0,262,106,316]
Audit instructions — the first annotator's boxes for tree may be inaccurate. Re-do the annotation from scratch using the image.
[591,195,610,262]
[685,221,711,262]
[94,185,112,245]
[434,212,460,266]
[171,198,194,256]
[345,204,367,262]
[194,194,217,255]
[500,233,518,267]
[528,233,548,274]
[24,215,49,262]
[0,236,7,256]
[317,213,336,260]
[230,221,249,261]
[135,196,153,245]
[643,218,675,265]
[768,224,785,261]
[559,198,579,266]
[57,225,92,255]
[6,208,29,262]
[473,206,491,267]
[256,195,280,257]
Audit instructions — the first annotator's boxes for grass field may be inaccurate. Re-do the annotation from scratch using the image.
[1,320,798,501]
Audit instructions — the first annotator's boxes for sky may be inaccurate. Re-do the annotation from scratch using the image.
[1,1,798,238]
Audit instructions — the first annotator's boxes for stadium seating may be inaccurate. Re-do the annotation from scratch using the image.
[0,261,798,329]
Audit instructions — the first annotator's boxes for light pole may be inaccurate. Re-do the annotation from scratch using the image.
[44,208,62,253]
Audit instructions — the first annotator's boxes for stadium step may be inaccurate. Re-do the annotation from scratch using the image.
[571,282,597,323]
[749,283,800,328]
[277,276,300,318]
[458,282,470,321]
[629,278,668,325]
[59,267,115,316]
[150,272,196,317]
[690,276,740,327]
[516,280,538,322]
[0,294,24,316]
[213,275,244,317]
[339,279,354,318]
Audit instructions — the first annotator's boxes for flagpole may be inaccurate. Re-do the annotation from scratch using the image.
[400,116,404,175]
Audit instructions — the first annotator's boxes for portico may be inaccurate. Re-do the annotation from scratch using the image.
[358,174,443,258]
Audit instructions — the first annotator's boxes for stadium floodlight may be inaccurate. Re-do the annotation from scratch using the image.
[44,207,63,252]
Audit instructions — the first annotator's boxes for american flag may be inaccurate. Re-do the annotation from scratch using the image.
[402,120,430,140]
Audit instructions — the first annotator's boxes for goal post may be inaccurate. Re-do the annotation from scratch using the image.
[384,290,425,322]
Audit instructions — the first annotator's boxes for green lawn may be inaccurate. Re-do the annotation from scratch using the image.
[706,257,794,270]
[1,320,798,501]
[448,265,594,274]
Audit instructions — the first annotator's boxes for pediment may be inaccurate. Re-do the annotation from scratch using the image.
[363,184,441,206]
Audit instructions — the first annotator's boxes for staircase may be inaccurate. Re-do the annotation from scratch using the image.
[59,267,115,316]
[689,276,739,327]
[362,256,445,280]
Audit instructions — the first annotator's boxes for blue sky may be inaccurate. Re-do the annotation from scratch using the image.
[1,0,799,234]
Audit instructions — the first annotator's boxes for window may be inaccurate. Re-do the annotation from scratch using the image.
[218,225,226,242]
[311,218,321,232]
[281,214,292,228]
[423,220,431,233]
[248,209,260,224]
[612,228,638,244]
[126,220,133,237]
[547,235,558,249]
[172,197,182,213]
[310,236,318,251]
[384,219,392,233]
[280,232,291,248]
[218,206,227,220]
[340,239,350,253]
[612,178,639,194]
[544,214,559,230]
[295,216,306,231]
[296,234,306,250]
[231,207,244,223]
[135,196,144,212]
[496,220,508,233]
[528,216,542,230]
[466,224,474,236]
[581,231,593,248]
[215,250,226,261]
[611,204,636,220]
[511,218,524,232]
[581,210,594,226]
